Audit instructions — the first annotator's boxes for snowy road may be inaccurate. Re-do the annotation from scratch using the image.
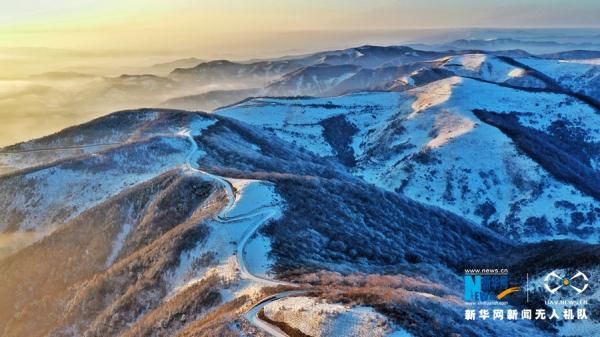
[245,291,307,337]
[232,206,296,287]
[181,130,292,285]
[181,129,299,336]
[180,130,235,216]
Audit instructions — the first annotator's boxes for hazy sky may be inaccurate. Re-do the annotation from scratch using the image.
[1,0,599,53]
[0,1,598,147]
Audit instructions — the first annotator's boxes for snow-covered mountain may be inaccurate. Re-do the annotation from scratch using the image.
[161,47,599,112]
[20,44,591,116]
[265,64,362,96]
[299,45,445,69]
[169,59,303,88]
[515,57,600,100]
[1,107,516,337]
[413,38,600,54]
[440,54,547,88]
[2,43,600,337]
[217,76,600,243]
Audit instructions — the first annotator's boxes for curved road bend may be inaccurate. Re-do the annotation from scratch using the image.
[245,290,308,337]
[181,131,301,336]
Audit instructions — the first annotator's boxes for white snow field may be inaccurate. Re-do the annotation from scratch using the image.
[0,110,216,244]
[217,76,600,242]
[261,296,412,337]
[166,177,285,294]
[516,57,600,99]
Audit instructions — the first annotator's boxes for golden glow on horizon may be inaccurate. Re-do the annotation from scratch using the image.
[0,1,367,61]
[2,0,598,52]
[0,0,598,147]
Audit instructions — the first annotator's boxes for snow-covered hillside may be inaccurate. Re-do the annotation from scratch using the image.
[0,110,216,234]
[294,45,445,69]
[266,64,361,96]
[217,76,600,242]
[516,57,600,100]
[0,106,516,337]
[261,296,404,337]
[2,43,600,337]
[441,54,547,88]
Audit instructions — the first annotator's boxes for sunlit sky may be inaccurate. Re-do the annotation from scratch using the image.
[1,0,599,53]
[0,1,598,147]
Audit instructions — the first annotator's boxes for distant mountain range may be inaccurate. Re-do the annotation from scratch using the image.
[161,45,599,112]
[410,38,600,54]
[147,57,205,75]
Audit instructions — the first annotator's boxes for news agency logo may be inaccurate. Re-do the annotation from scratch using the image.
[464,268,518,302]
[543,270,589,295]
[464,268,592,322]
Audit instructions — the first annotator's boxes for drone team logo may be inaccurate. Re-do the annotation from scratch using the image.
[543,270,589,294]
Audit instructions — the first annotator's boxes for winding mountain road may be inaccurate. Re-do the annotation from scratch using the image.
[245,291,308,337]
[181,130,300,336]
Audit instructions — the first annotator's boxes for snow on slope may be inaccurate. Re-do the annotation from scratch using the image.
[266,64,361,96]
[0,111,159,172]
[301,45,444,69]
[373,78,600,242]
[262,296,406,337]
[0,111,216,235]
[516,57,600,100]
[441,54,546,88]
[0,137,188,233]
[0,108,300,336]
[217,76,600,242]
[167,179,284,295]
[443,54,516,81]
[217,92,403,159]
[562,58,600,65]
